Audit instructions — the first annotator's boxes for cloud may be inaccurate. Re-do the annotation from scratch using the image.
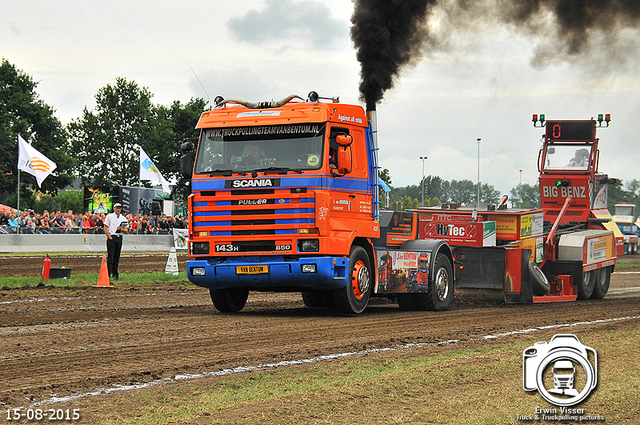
[226,0,348,49]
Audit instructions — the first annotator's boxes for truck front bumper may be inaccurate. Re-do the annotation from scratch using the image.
[187,256,349,291]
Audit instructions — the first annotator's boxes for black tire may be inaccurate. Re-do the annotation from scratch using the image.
[528,261,550,296]
[301,291,324,308]
[209,288,249,313]
[591,267,611,299]
[577,270,595,300]
[333,246,372,314]
[417,253,454,311]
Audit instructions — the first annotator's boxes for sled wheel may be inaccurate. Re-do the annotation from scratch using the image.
[590,267,611,299]
[528,261,550,296]
[333,246,372,314]
[209,288,249,312]
[577,270,595,300]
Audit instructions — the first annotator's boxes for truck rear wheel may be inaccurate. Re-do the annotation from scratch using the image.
[425,253,454,311]
[209,288,249,313]
[577,270,595,300]
[590,267,611,299]
[333,246,372,314]
[400,253,454,311]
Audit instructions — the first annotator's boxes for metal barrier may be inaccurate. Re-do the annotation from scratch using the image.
[0,234,175,253]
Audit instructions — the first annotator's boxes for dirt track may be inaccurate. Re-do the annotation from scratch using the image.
[0,253,189,277]
[0,255,639,415]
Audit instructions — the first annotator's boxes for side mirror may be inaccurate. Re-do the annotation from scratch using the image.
[180,153,194,178]
[181,141,193,152]
[336,134,352,146]
[336,145,352,175]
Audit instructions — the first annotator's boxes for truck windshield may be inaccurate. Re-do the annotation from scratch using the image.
[542,144,592,171]
[195,123,325,174]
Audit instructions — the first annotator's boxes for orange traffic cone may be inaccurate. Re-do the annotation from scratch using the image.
[95,254,111,287]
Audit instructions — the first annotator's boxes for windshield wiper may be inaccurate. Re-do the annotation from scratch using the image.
[206,169,233,176]
[253,167,304,174]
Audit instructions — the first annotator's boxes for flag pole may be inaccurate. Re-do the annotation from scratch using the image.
[17,167,21,235]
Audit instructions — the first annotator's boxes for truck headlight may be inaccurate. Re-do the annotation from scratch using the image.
[301,264,317,273]
[190,241,209,255]
[298,239,319,252]
[191,267,206,276]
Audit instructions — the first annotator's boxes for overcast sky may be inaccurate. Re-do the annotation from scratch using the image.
[3,0,639,200]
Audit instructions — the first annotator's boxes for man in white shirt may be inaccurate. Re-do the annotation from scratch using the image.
[104,203,128,280]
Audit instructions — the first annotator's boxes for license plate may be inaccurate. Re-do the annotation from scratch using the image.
[236,265,269,274]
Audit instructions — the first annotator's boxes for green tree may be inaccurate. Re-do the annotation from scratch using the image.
[421,175,448,204]
[402,197,415,211]
[625,179,640,218]
[68,77,158,187]
[607,179,630,212]
[480,183,500,206]
[510,183,541,208]
[449,179,476,205]
[149,98,206,203]
[0,59,74,205]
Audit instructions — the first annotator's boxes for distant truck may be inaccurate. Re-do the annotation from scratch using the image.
[613,202,639,254]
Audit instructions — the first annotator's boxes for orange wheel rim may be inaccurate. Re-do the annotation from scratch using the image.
[352,260,369,299]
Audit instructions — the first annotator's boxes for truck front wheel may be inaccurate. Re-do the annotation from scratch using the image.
[209,288,249,313]
[333,246,372,314]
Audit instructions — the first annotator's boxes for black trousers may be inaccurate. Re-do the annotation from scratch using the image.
[106,236,123,278]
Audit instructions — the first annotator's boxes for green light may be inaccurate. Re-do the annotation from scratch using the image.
[556,180,563,187]
[598,114,604,122]
[540,114,545,122]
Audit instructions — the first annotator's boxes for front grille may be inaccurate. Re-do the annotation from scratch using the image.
[192,186,315,253]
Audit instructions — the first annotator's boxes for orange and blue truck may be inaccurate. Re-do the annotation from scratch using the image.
[182,93,618,313]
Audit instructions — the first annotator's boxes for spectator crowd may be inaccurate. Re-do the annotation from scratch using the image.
[0,208,188,235]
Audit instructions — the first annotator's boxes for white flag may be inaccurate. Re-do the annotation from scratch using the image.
[17,135,57,187]
[140,147,171,193]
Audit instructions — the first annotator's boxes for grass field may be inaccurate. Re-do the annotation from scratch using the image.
[0,271,189,290]
[45,321,640,424]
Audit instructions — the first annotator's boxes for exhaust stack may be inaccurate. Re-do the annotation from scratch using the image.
[367,108,380,218]
[367,108,378,151]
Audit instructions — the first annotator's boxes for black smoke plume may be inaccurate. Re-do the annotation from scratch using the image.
[351,0,640,109]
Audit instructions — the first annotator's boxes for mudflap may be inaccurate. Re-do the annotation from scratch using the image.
[453,246,534,304]
[452,246,505,290]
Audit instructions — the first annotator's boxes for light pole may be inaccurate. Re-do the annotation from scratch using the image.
[420,156,428,206]
[477,138,481,209]
[519,169,523,208]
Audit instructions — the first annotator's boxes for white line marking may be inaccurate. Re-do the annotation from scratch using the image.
[9,314,638,411]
